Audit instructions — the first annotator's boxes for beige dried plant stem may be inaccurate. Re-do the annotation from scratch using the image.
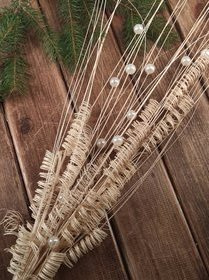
[68,0,187,186]
[61,54,209,262]
[72,12,208,203]
[3,50,209,279]
[1,1,209,279]
[54,0,167,154]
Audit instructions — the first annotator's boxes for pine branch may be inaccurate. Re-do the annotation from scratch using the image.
[20,5,60,61]
[0,55,29,99]
[58,0,85,71]
[107,0,179,49]
[0,0,179,100]
[0,5,28,99]
[147,15,179,49]
[0,1,60,100]
[0,8,25,58]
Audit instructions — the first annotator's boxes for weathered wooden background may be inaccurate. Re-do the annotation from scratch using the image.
[0,0,209,279]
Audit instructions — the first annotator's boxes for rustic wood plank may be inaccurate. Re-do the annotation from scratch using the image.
[0,1,206,279]
[4,34,67,201]
[108,6,209,280]
[55,237,127,280]
[166,0,209,97]
[0,0,128,279]
[113,161,208,279]
[160,0,209,271]
[38,1,137,279]
[167,0,208,40]
[41,1,207,279]
[38,1,209,278]
[0,106,29,280]
[38,0,132,132]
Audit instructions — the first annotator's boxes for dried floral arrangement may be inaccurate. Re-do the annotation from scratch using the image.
[1,0,209,279]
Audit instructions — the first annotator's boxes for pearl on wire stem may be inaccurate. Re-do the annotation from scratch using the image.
[201,49,209,59]
[112,135,124,147]
[97,138,107,149]
[133,24,144,35]
[126,110,137,120]
[181,55,192,66]
[48,236,60,248]
[144,63,156,75]
[125,64,137,75]
[110,77,120,88]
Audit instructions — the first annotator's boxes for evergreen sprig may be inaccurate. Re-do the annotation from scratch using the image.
[20,4,60,61]
[107,0,178,49]
[58,0,85,71]
[0,0,60,100]
[0,56,28,100]
[0,6,27,98]
[0,0,178,100]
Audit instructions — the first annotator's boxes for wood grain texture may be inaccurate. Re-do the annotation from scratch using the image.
[161,0,209,271]
[55,237,126,280]
[113,160,208,279]
[167,0,209,98]
[109,5,209,280]
[39,0,134,134]
[37,2,208,278]
[0,106,29,279]
[0,0,127,279]
[0,0,208,279]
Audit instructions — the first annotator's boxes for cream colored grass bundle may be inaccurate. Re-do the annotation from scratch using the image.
[1,0,209,279]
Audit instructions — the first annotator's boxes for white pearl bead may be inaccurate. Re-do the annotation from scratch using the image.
[97,138,106,149]
[126,110,137,120]
[144,64,156,75]
[201,49,209,59]
[133,24,144,35]
[112,135,124,147]
[110,77,120,88]
[125,64,136,75]
[181,55,192,66]
[48,236,60,248]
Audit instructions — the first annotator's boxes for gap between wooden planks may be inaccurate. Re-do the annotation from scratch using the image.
[37,1,209,279]
[0,0,208,280]
[0,0,128,279]
[108,1,209,279]
[108,3,208,279]
[0,2,29,279]
[0,107,29,279]
[165,0,209,272]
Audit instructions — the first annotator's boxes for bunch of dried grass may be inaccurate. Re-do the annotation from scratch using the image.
[1,0,209,279]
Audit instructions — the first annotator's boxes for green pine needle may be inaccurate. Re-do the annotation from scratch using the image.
[0,9,25,58]
[0,0,179,100]
[0,1,61,100]
[58,0,85,70]
[42,29,61,61]
[0,56,29,99]
[59,26,84,71]
[108,0,179,50]
[20,5,61,61]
